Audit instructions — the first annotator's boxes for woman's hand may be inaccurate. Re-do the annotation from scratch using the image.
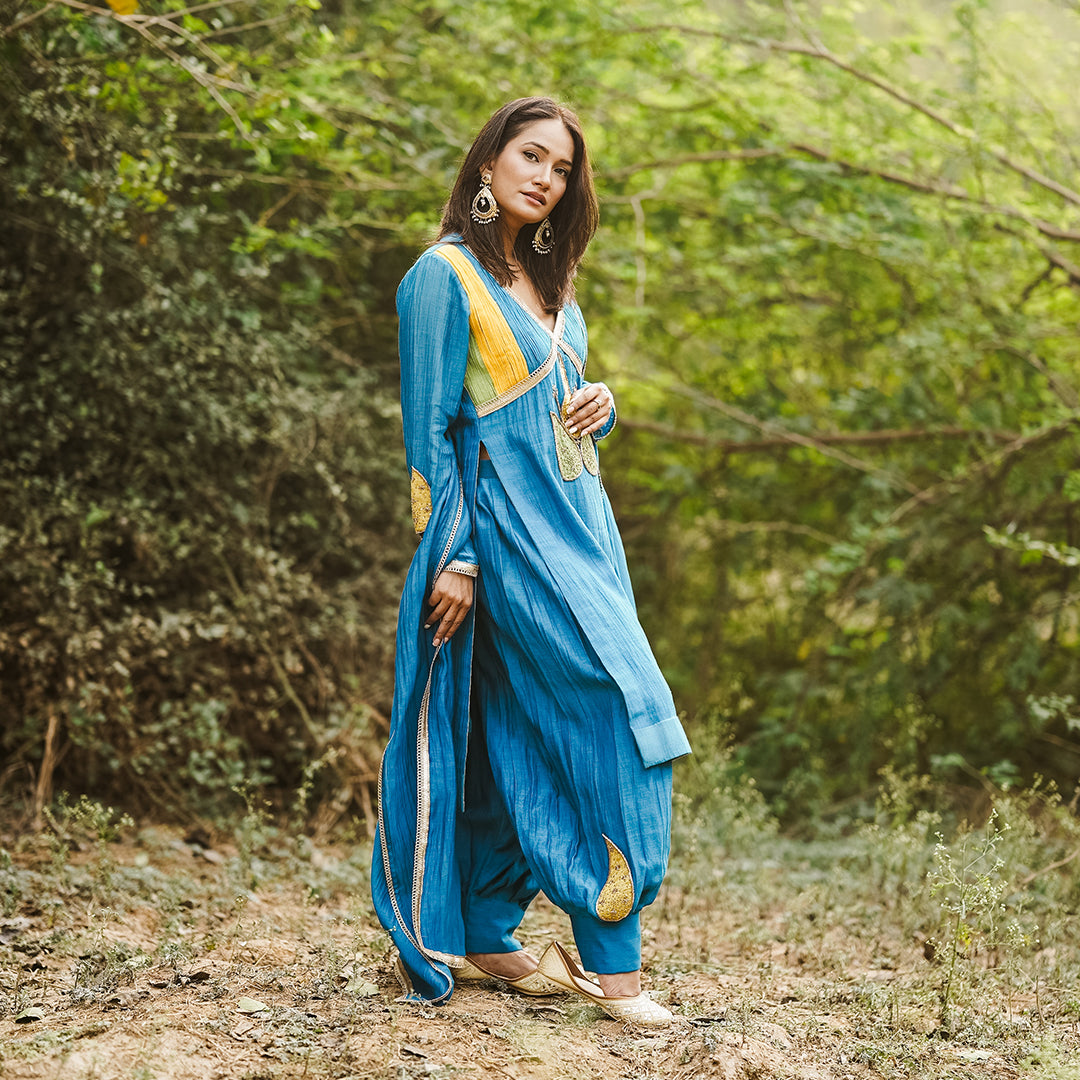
[565,381,614,437]
[425,570,474,646]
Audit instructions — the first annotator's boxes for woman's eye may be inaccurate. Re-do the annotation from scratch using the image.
[523,150,538,161]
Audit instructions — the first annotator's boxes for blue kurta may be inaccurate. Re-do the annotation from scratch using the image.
[373,239,690,1003]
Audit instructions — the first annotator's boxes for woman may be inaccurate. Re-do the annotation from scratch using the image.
[372,97,690,1029]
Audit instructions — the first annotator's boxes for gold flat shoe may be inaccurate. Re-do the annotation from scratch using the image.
[536,942,675,1029]
[455,955,563,997]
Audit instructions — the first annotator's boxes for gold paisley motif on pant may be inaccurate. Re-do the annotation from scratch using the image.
[595,835,635,922]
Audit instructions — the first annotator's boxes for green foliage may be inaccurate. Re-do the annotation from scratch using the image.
[2,0,1079,819]
[1,0,414,815]
[574,0,1080,815]
[928,812,1012,1030]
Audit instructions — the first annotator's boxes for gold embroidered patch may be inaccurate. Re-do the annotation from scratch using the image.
[595,835,634,922]
[410,467,432,535]
[580,433,598,477]
[550,411,583,481]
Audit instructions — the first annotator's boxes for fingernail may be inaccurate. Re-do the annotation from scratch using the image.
[568,425,578,434]
[423,623,431,629]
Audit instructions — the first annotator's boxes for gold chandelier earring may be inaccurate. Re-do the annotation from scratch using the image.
[532,216,554,254]
[471,171,499,224]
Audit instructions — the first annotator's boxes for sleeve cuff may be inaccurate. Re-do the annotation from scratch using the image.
[445,559,479,578]
[595,403,617,440]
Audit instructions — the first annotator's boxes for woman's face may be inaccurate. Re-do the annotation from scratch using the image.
[485,117,575,235]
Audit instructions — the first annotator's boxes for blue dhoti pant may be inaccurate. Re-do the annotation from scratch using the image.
[457,459,674,974]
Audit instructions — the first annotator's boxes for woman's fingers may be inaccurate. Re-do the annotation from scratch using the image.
[565,382,606,415]
[433,596,469,645]
[435,605,467,646]
[426,593,452,627]
[426,571,471,619]
[425,570,474,645]
[565,382,613,437]
[426,593,460,646]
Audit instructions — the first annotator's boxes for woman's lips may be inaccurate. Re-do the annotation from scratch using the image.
[523,192,546,206]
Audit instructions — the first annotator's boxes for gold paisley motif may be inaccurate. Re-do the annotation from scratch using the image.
[595,835,635,922]
[551,411,583,481]
[580,433,599,477]
[410,467,432,535]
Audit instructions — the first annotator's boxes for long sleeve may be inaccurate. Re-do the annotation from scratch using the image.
[398,249,476,567]
[594,397,617,440]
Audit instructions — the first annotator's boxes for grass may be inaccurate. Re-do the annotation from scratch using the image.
[2,769,1080,1078]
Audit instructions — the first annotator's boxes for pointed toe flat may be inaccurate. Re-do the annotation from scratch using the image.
[455,955,564,997]
[536,941,676,1029]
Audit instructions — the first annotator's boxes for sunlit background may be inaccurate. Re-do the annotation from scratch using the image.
[4,1,1080,1072]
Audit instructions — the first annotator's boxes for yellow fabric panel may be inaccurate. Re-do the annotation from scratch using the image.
[434,246,531,395]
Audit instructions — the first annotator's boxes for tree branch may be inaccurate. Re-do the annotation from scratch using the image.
[603,141,1080,247]
[619,22,1080,209]
[790,143,1080,244]
[887,417,1080,524]
[134,0,248,16]
[764,39,1080,207]
[710,518,840,545]
[1019,265,1056,305]
[992,343,1080,410]
[54,0,253,140]
[199,14,294,39]
[189,167,404,193]
[653,379,922,494]
[994,224,1080,289]
[619,417,1020,450]
[1017,845,1080,888]
[2,1,59,37]
[603,147,783,182]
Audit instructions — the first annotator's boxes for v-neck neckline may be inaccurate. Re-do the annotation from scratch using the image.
[502,281,561,336]
[453,242,562,336]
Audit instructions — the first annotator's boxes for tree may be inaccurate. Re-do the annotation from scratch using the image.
[3,0,1078,822]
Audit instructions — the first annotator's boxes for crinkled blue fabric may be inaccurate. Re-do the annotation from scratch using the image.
[373,240,690,1002]
[466,459,674,973]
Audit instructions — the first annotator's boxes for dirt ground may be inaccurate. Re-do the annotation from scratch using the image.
[2,823,1077,1079]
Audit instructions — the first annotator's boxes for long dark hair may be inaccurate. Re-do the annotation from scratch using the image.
[440,97,599,313]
